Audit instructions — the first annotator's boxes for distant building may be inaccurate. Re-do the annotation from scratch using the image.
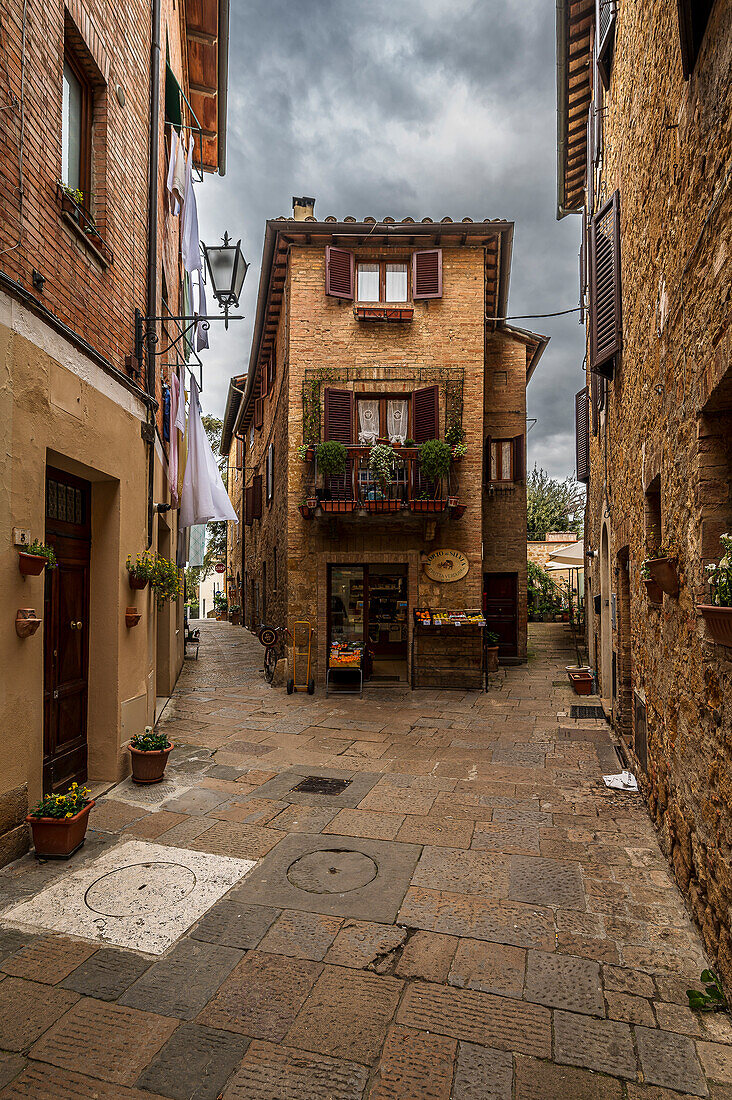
[557,0,732,985]
[221,203,547,688]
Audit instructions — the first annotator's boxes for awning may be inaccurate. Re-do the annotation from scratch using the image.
[165,63,183,128]
[548,540,585,565]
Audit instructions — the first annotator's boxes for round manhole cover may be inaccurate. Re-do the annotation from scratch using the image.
[287,849,378,894]
[84,862,197,917]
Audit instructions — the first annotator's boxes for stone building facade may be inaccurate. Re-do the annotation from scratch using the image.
[222,206,546,689]
[557,0,732,983]
[0,0,228,862]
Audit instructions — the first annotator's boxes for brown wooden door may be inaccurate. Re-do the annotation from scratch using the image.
[483,573,518,657]
[43,469,91,793]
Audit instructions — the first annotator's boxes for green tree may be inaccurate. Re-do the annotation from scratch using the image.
[526,465,585,541]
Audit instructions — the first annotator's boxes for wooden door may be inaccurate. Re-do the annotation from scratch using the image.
[483,573,518,657]
[43,469,91,793]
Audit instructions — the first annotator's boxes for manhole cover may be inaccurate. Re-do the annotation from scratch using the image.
[571,705,605,719]
[84,862,197,917]
[287,849,378,894]
[292,777,352,796]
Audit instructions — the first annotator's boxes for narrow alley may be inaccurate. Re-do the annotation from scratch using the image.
[0,623,730,1099]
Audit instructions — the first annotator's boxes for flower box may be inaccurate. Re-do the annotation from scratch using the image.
[643,578,664,605]
[129,741,173,784]
[26,800,95,859]
[298,503,314,519]
[321,501,356,514]
[18,552,47,576]
[698,605,732,647]
[409,499,447,514]
[128,574,148,590]
[646,557,679,597]
[365,499,401,513]
[567,668,594,695]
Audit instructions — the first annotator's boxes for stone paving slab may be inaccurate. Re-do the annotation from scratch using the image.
[553,1009,637,1079]
[411,846,511,898]
[221,1040,370,1100]
[135,1023,250,1100]
[258,910,343,960]
[250,768,379,808]
[0,934,97,984]
[118,937,243,1019]
[395,930,457,983]
[635,1026,709,1095]
[398,887,555,950]
[0,1056,25,1094]
[513,1055,624,1099]
[322,808,406,840]
[508,854,585,909]
[451,1040,513,1099]
[0,977,79,1051]
[448,939,526,997]
[61,946,153,1001]
[523,948,604,1015]
[324,920,407,969]
[0,1064,170,1100]
[368,1024,457,1100]
[189,890,280,949]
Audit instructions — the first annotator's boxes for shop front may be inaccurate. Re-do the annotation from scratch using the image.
[328,564,409,685]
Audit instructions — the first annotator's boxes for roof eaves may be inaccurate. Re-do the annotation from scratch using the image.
[500,322,550,383]
[220,375,246,454]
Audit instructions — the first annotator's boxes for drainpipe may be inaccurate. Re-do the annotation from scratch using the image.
[146,0,162,546]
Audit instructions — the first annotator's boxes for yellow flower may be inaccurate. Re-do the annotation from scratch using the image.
[65,812,73,818]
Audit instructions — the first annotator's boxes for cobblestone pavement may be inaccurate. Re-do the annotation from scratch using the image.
[1,622,732,1098]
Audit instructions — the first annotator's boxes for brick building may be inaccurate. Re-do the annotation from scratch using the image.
[557,0,732,982]
[0,0,227,861]
[221,203,547,689]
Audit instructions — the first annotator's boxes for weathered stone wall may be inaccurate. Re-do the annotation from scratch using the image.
[584,0,732,985]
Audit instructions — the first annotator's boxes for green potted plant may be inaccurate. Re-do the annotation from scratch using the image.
[411,439,451,512]
[445,423,467,461]
[643,544,679,597]
[18,540,57,576]
[640,559,664,605]
[214,591,228,620]
[298,499,314,519]
[26,782,94,859]
[367,444,402,512]
[229,603,242,625]
[485,630,500,672]
[57,181,84,219]
[149,554,182,604]
[126,550,154,590]
[128,727,173,784]
[698,533,732,646]
[316,440,348,477]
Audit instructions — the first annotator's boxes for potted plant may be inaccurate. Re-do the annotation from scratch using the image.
[229,603,242,626]
[148,554,183,605]
[367,443,402,511]
[698,533,732,646]
[214,591,228,620]
[643,545,679,597]
[640,560,664,605]
[297,443,315,462]
[18,540,57,576]
[446,422,467,461]
[126,550,153,590]
[128,727,173,784]
[298,500,314,519]
[316,440,348,478]
[26,782,94,859]
[485,630,500,672]
[567,666,594,694]
[57,181,84,219]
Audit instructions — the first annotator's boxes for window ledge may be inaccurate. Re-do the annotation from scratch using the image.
[58,193,112,268]
[354,305,413,323]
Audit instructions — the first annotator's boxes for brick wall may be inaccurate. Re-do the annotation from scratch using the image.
[582,0,732,985]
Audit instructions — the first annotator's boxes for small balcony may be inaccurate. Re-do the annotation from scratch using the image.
[299,446,465,522]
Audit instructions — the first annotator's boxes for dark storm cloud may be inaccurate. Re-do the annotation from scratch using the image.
[197,0,585,477]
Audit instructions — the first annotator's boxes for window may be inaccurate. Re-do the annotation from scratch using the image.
[575,388,590,484]
[253,474,263,519]
[254,398,264,430]
[596,0,617,89]
[266,442,274,503]
[677,0,716,78]
[589,191,622,379]
[62,52,92,201]
[357,261,409,304]
[491,440,514,482]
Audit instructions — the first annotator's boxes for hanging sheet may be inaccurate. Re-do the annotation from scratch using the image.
[179,376,238,528]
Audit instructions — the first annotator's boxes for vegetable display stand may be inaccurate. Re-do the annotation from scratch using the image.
[326,642,364,697]
[27,801,95,859]
[411,609,486,690]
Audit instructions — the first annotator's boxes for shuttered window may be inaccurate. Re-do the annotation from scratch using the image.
[412,385,439,443]
[235,436,243,470]
[596,0,617,89]
[266,443,274,503]
[512,434,525,482]
[244,485,254,525]
[325,246,354,299]
[589,191,622,378]
[483,435,492,485]
[253,474,263,519]
[412,250,442,299]
[677,0,715,78]
[254,397,264,429]
[576,387,590,483]
[323,388,354,443]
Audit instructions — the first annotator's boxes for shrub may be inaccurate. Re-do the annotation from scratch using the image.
[418,439,452,484]
[368,443,401,490]
[317,440,348,477]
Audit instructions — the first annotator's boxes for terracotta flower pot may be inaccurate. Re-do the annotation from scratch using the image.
[26,800,95,859]
[128,573,148,590]
[643,578,664,605]
[485,646,499,672]
[698,605,732,647]
[15,609,42,638]
[125,607,141,628]
[568,670,594,695]
[299,504,313,519]
[321,501,356,513]
[410,499,447,513]
[18,552,47,576]
[647,557,679,597]
[129,742,173,784]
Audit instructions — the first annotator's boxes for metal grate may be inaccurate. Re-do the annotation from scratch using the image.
[292,777,352,796]
[570,705,606,719]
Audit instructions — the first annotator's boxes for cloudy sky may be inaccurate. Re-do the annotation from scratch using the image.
[197,0,585,478]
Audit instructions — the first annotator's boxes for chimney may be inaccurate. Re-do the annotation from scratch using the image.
[292,196,316,220]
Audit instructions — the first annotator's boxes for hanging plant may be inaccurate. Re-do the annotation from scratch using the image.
[418,439,452,484]
[705,533,732,607]
[445,422,465,447]
[368,443,401,491]
[149,554,182,603]
[316,440,348,477]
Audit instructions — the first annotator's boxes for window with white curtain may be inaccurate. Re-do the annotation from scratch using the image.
[387,399,408,443]
[357,263,380,302]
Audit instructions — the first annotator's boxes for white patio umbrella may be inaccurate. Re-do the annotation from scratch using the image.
[547,539,585,565]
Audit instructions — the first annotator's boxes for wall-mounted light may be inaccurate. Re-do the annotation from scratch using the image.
[32,269,45,293]
[203,233,249,328]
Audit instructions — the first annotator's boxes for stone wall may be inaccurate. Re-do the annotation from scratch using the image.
[583,0,732,985]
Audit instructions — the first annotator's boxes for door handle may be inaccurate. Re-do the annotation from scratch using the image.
[70,620,82,630]
[53,690,59,700]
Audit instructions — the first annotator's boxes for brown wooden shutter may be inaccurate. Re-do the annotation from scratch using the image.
[325,246,354,299]
[483,435,492,486]
[589,191,621,378]
[412,250,442,299]
[575,388,590,483]
[677,0,714,79]
[512,435,525,482]
[590,370,600,435]
[271,348,277,386]
[235,436,243,469]
[323,388,354,443]
[412,385,439,443]
[596,0,617,88]
[245,485,253,525]
[253,474,263,519]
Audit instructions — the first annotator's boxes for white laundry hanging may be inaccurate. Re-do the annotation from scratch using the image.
[166,128,182,216]
[181,136,201,275]
[179,376,238,528]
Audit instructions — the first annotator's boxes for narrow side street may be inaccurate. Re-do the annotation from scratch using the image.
[0,622,730,1099]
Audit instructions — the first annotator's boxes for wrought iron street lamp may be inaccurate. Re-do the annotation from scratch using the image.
[202,233,249,328]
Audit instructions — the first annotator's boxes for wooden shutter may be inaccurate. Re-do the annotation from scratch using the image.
[590,370,600,435]
[575,388,590,483]
[512,435,525,482]
[235,436,243,469]
[483,435,492,486]
[253,474,263,519]
[266,443,274,502]
[323,388,354,443]
[270,348,277,387]
[596,0,617,89]
[325,246,354,299]
[677,0,714,79]
[254,397,264,429]
[244,485,253,525]
[589,191,621,378]
[412,250,442,299]
[412,385,439,443]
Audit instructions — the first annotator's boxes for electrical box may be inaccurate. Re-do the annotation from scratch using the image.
[12,528,31,547]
